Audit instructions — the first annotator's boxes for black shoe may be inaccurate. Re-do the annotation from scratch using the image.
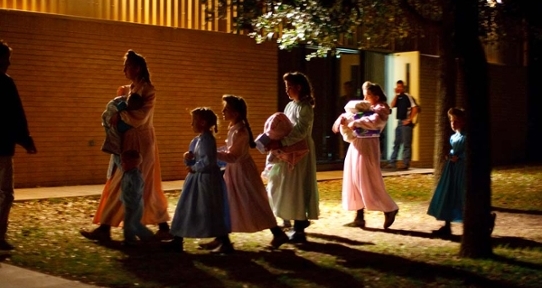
[198,238,220,250]
[154,230,173,241]
[432,225,452,237]
[489,213,497,235]
[211,242,235,254]
[383,209,398,229]
[270,231,289,249]
[0,240,14,251]
[162,239,184,253]
[80,228,111,242]
[343,219,366,228]
[288,231,307,244]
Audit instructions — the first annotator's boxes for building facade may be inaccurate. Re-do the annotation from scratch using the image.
[1,1,529,187]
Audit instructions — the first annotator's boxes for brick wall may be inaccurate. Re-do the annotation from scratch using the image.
[1,9,277,188]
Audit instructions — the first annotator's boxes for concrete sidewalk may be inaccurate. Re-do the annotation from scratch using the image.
[2,168,433,288]
[13,168,433,201]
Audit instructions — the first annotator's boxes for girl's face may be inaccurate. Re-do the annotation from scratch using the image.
[364,90,379,105]
[222,103,238,123]
[191,114,206,133]
[285,80,301,101]
[123,60,140,81]
[449,115,465,132]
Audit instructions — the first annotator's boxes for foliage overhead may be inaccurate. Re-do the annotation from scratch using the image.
[202,0,537,59]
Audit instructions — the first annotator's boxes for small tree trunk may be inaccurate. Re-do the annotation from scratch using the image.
[456,0,493,258]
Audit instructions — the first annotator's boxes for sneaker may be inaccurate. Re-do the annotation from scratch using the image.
[383,209,398,229]
[80,228,111,242]
[270,231,289,249]
[0,240,14,250]
[198,238,220,250]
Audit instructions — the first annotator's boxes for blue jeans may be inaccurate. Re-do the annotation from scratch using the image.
[389,121,413,167]
[0,156,14,241]
[121,190,153,242]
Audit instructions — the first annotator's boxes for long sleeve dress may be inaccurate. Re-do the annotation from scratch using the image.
[170,131,231,238]
[217,122,277,232]
[267,100,319,221]
[427,131,466,222]
[342,102,399,212]
[92,81,170,226]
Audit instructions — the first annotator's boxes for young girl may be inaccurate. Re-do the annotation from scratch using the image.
[265,72,319,243]
[198,95,288,250]
[334,82,399,229]
[165,107,233,253]
[427,107,498,237]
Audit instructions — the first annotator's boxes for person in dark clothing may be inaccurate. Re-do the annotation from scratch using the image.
[385,80,419,170]
[0,39,37,250]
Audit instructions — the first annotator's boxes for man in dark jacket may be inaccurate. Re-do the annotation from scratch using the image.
[0,40,37,250]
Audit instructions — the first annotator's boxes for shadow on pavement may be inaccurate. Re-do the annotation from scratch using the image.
[87,233,533,288]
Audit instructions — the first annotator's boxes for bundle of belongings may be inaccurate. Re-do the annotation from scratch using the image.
[332,100,381,143]
[255,112,309,177]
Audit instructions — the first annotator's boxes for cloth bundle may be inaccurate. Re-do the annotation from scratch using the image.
[333,100,380,143]
[255,112,309,169]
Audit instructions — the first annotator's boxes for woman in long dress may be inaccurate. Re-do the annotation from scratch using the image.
[335,82,399,229]
[80,50,170,241]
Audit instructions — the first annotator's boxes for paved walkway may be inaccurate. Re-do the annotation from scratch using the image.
[1,168,433,288]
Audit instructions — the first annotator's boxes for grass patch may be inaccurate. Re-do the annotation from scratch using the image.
[2,165,542,287]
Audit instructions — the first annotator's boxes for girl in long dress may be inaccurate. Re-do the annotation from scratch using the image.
[81,50,170,241]
[428,107,496,237]
[165,107,233,253]
[333,82,399,229]
[427,108,467,236]
[199,95,289,250]
[265,72,319,243]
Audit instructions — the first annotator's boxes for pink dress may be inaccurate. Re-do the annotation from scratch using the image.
[217,122,277,232]
[341,102,399,212]
[93,81,170,226]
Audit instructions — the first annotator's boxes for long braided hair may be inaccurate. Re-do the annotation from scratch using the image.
[222,94,256,148]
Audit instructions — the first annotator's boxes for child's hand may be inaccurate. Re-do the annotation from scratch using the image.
[185,166,194,173]
[183,151,194,160]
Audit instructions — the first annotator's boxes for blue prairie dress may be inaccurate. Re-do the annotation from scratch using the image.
[427,131,466,222]
[170,131,231,238]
